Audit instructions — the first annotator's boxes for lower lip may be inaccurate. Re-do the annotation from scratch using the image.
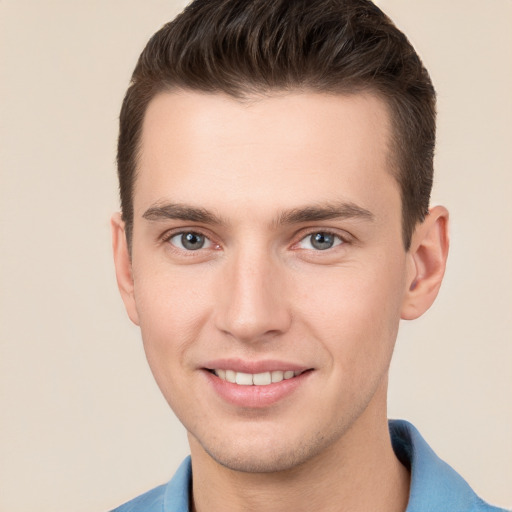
[204,370,312,408]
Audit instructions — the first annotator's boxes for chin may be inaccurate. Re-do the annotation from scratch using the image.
[192,425,338,474]
[206,445,310,474]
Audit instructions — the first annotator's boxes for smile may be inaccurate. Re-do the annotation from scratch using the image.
[212,369,304,386]
[205,366,312,408]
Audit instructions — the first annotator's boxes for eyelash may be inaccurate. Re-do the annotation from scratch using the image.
[161,229,218,252]
[293,230,347,251]
[161,228,350,253]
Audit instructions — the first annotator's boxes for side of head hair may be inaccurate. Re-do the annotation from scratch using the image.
[118,0,436,249]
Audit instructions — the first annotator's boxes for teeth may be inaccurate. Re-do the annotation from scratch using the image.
[271,370,284,383]
[213,369,302,385]
[235,372,253,386]
[253,372,272,385]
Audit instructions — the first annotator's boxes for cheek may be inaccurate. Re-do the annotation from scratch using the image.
[131,264,213,381]
[133,258,213,329]
[298,257,406,362]
[131,276,207,415]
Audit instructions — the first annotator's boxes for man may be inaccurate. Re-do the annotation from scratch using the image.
[110,0,507,510]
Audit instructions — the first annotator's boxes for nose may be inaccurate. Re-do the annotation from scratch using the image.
[214,248,292,343]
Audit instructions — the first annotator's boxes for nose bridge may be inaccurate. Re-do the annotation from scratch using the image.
[215,243,290,342]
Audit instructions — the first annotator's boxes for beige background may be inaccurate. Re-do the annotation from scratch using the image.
[0,1,510,511]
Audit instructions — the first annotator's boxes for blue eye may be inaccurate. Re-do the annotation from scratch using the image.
[168,232,212,251]
[298,232,343,250]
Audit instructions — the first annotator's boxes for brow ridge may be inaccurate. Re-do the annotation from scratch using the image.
[142,203,224,225]
[275,202,374,225]
[142,200,374,227]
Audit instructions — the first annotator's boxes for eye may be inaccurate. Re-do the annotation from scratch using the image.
[297,231,344,251]
[168,231,212,251]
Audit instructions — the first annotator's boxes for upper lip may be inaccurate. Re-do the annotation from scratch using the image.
[202,358,312,374]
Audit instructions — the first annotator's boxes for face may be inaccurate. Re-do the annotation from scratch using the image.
[116,90,416,473]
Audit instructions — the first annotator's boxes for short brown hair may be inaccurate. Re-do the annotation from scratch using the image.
[117,0,436,250]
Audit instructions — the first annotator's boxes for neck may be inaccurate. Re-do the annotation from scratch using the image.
[189,387,410,512]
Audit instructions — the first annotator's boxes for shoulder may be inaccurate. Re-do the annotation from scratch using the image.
[109,483,166,512]
[109,457,192,512]
[389,420,510,512]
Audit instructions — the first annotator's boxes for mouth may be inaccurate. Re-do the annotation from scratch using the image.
[208,369,306,386]
[202,359,313,407]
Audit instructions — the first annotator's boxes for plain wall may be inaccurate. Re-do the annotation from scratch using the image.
[0,1,510,510]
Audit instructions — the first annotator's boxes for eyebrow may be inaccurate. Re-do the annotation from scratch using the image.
[275,202,374,225]
[142,201,374,226]
[142,203,225,225]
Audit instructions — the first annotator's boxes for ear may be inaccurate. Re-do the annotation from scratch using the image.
[111,212,140,325]
[401,205,450,320]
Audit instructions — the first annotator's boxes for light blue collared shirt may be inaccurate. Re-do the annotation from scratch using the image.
[111,420,509,512]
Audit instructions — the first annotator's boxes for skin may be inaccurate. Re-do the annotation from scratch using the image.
[112,90,449,512]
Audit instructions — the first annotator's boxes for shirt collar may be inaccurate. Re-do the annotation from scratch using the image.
[390,419,490,511]
[164,456,192,512]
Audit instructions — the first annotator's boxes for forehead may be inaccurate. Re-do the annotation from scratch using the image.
[135,90,399,221]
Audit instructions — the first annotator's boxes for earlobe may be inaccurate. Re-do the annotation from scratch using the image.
[111,213,140,326]
[401,206,450,320]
